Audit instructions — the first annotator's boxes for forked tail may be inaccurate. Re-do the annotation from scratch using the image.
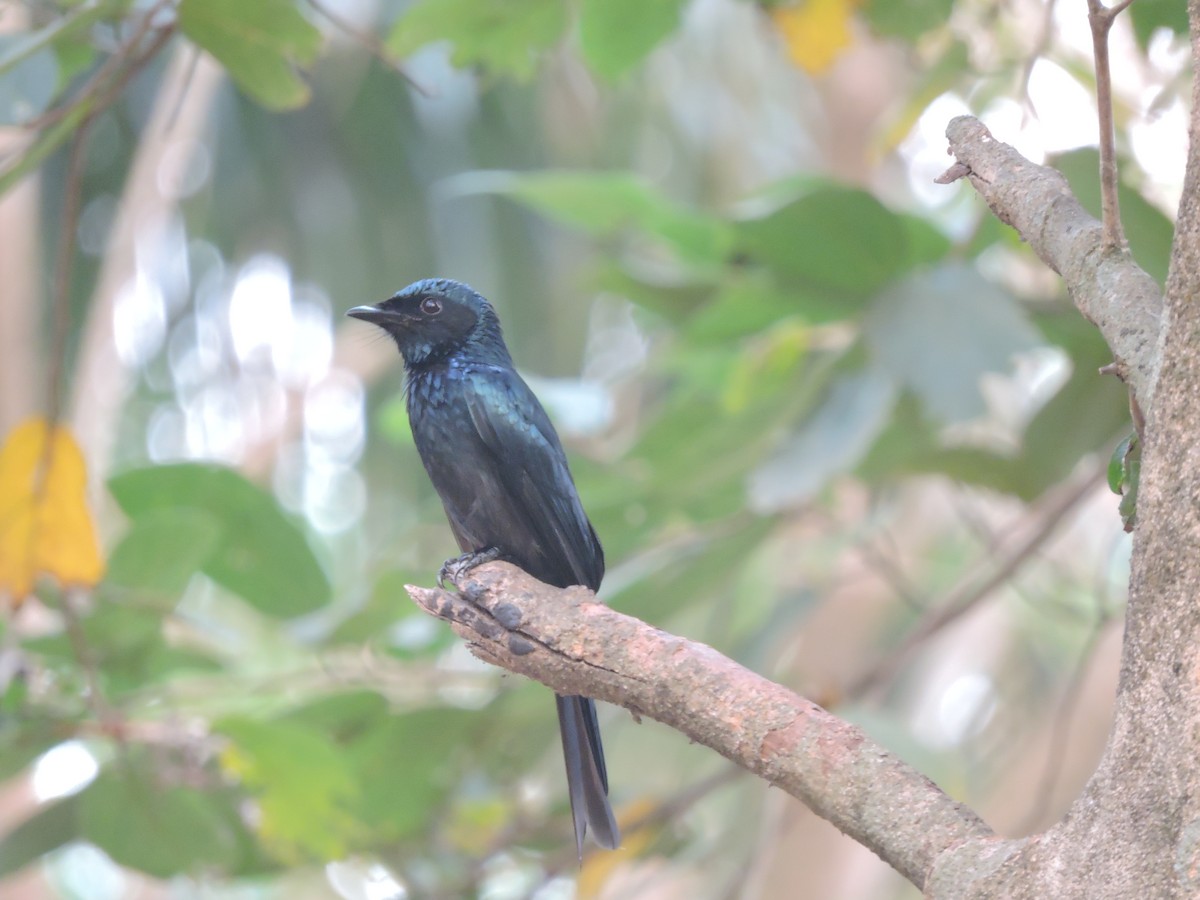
[555,693,620,856]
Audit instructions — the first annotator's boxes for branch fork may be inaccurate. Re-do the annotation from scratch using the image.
[940,115,1162,417]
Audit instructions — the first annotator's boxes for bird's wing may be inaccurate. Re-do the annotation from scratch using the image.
[462,365,604,591]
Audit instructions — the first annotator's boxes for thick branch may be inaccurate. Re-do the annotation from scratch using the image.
[406,562,995,890]
[939,115,1161,414]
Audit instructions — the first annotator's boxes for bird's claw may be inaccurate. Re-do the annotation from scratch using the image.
[438,547,502,590]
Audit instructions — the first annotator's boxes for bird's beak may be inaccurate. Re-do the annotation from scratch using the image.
[346,305,403,326]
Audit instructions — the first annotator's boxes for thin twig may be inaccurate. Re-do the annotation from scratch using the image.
[19,0,173,134]
[846,465,1105,699]
[87,20,179,124]
[26,113,95,616]
[46,115,95,426]
[58,588,120,733]
[1086,0,1137,251]
[29,2,177,746]
[29,7,175,487]
[304,0,431,96]
[808,506,924,613]
[856,532,924,613]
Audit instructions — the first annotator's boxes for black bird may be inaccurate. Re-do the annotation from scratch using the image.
[347,278,620,855]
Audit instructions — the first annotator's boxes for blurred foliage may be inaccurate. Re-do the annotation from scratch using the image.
[178,0,323,109]
[0,0,1184,897]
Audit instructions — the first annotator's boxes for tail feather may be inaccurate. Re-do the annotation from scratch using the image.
[555,694,620,856]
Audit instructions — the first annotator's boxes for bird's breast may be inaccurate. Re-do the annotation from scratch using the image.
[407,363,508,472]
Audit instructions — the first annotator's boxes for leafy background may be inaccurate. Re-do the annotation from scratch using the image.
[0,0,1188,897]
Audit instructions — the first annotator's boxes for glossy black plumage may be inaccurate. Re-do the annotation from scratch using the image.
[347,278,619,855]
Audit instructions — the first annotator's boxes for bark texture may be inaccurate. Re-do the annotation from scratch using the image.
[407,564,994,889]
[939,115,1162,411]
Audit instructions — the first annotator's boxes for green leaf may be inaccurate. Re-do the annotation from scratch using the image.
[486,170,731,266]
[1017,313,1130,496]
[735,186,910,295]
[108,464,331,618]
[687,273,803,341]
[579,0,687,80]
[51,34,97,93]
[79,603,162,659]
[496,171,650,231]
[864,263,1041,423]
[387,0,567,81]
[0,1,111,79]
[281,690,389,743]
[628,389,781,513]
[0,713,63,781]
[217,717,363,860]
[1118,447,1140,532]
[1108,434,1135,494]
[0,794,82,878]
[856,391,1042,496]
[1130,0,1189,50]
[142,644,223,680]
[856,390,940,482]
[345,708,475,839]
[104,508,222,605]
[857,313,1130,501]
[80,767,241,877]
[690,269,878,336]
[178,0,322,110]
[592,266,715,324]
[1109,433,1140,532]
[862,0,953,40]
[19,602,167,695]
[749,366,896,510]
[898,213,953,268]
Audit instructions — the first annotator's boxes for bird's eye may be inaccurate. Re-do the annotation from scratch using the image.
[420,296,442,315]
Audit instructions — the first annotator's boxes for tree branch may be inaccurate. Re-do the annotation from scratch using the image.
[937,115,1161,415]
[1086,0,1132,251]
[406,562,995,890]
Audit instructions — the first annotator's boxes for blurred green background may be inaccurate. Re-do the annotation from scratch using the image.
[0,0,1188,897]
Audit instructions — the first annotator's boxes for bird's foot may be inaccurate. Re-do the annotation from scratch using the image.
[438,547,502,589]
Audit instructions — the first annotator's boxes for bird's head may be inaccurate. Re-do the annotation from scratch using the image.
[347,278,508,368]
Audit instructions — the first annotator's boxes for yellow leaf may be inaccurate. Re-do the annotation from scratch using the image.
[771,0,857,74]
[0,418,105,604]
[577,797,661,899]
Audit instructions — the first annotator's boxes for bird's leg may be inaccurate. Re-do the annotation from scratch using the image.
[438,546,502,589]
